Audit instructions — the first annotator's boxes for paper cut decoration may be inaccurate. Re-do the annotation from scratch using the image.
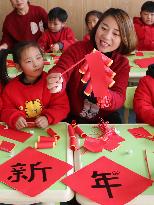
[134,57,154,68]
[7,59,15,67]
[85,52,108,97]
[62,156,152,205]
[83,136,105,152]
[47,128,60,141]
[0,147,72,197]
[27,122,36,128]
[128,127,154,141]
[0,126,32,142]
[0,141,15,152]
[35,141,56,149]
[71,120,87,138]
[83,132,124,152]
[135,51,144,56]
[68,124,78,151]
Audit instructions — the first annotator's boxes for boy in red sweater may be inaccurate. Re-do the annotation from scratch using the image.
[0,0,47,50]
[83,10,102,42]
[133,1,154,50]
[38,7,76,53]
[0,41,69,130]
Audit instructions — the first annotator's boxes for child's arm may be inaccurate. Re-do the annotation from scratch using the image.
[38,32,50,52]
[40,90,70,125]
[1,88,26,129]
[59,27,76,51]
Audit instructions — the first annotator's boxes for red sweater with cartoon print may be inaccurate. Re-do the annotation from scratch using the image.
[1,72,69,129]
[49,41,130,122]
[38,27,76,52]
[134,75,154,125]
[133,17,154,51]
[1,4,48,49]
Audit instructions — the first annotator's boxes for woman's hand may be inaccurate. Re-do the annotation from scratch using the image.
[15,117,27,130]
[47,73,63,93]
[35,116,49,128]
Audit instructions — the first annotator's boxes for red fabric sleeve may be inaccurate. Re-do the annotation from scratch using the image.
[38,32,49,52]
[60,27,76,51]
[103,53,130,111]
[41,90,70,124]
[134,76,154,125]
[1,90,26,129]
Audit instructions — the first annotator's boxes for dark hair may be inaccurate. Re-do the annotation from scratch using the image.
[90,8,137,55]
[146,64,154,77]
[0,41,43,88]
[85,10,102,25]
[48,7,68,22]
[141,1,154,12]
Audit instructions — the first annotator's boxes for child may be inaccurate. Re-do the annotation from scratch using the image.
[83,10,102,42]
[38,7,76,53]
[0,0,48,50]
[47,8,137,124]
[134,64,154,125]
[133,1,154,50]
[0,41,70,130]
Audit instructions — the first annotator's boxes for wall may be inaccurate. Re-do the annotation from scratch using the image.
[0,0,147,40]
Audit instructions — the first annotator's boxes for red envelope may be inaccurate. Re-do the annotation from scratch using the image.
[134,57,154,68]
[62,156,152,205]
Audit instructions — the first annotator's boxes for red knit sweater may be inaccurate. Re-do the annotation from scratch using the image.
[1,4,48,48]
[133,17,154,51]
[49,41,130,122]
[1,72,70,129]
[38,27,76,52]
[134,75,154,125]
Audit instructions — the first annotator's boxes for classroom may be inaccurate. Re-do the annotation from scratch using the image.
[0,0,154,205]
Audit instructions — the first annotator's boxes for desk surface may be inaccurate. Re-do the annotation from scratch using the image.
[0,122,74,205]
[74,124,154,205]
[128,51,154,82]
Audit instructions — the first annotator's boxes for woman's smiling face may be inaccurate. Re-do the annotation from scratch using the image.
[95,15,121,53]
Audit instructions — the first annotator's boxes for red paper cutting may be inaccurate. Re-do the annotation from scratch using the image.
[83,136,105,152]
[85,51,108,97]
[128,127,154,140]
[62,156,152,205]
[0,126,32,142]
[135,51,144,56]
[134,57,154,68]
[0,141,15,152]
[0,147,72,197]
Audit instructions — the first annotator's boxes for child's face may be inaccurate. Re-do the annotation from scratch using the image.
[48,18,65,32]
[95,15,121,53]
[87,15,99,31]
[18,46,44,83]
[10,0,28,9]
[140,11,154,25]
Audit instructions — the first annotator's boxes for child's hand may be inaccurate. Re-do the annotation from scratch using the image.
[15,117,28,130]
[47,73,63,93]
[35,116,49,128]
[50,43,60,52]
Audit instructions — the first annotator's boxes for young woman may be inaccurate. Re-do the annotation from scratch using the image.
[47,8,137,124]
